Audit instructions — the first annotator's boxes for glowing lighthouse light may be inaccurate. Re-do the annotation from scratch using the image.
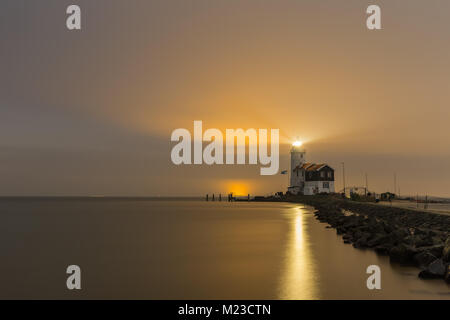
[292,141,303,147]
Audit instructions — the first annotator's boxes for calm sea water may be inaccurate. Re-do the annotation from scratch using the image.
[0,198,448,299]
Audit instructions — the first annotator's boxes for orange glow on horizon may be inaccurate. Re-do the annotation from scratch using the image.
[223,180,251,196]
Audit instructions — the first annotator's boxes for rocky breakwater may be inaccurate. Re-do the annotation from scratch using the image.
[290,196,450,283]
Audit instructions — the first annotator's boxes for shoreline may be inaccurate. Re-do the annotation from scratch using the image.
[284,195,450,284]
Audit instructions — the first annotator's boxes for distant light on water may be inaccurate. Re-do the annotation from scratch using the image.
[292,141,303,147]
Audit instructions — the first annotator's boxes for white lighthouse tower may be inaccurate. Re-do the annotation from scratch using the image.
[288,142,306,194]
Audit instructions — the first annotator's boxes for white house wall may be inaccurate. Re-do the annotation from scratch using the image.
[304,181,335,195]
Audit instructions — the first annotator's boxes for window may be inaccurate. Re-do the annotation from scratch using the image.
[327,171,332,178]
[323,182,329,188]
[320,171,325,178]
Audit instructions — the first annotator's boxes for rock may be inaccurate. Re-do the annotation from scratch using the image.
[342,217,360,229]
[415,236,434,247]
[392,228,409,239]
[415,245,444,258]
[382,223,394,234]
[404,234,435,247]
[389,244,417,264]
[445,265,450,283]
[374,245,390,255]
[342,234,352,241]
[413,251,437,268]
[443,237,450,262]
[418,259,446,279]
[432,236,444,246]
[367,233,388,248]
[353,232,371,248]
[370,224,386,234]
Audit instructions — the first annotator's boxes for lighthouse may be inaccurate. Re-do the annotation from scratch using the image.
[288,141,306,194]
[287,141,336,195]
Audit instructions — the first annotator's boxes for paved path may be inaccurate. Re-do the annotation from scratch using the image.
[375,200,450,216]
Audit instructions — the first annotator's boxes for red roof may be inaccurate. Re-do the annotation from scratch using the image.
[306,163,326,171]
[293,163,330,172]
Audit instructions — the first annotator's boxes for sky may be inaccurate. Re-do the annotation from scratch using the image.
[1,0,450,197]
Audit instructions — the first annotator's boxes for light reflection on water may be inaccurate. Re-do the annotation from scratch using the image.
[279,206,318,299]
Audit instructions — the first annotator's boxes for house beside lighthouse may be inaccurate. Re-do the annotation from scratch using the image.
[287,143,335,195]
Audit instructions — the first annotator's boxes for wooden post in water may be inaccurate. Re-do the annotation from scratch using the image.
[219,194,221,201]
[248,194,250,201]
[206,194,208,201]
[365,173,368,196]
[212,194,215,201]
